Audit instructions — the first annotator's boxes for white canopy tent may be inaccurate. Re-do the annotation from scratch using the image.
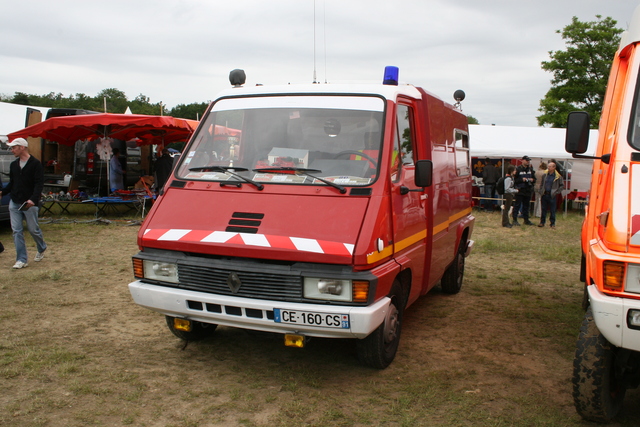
[469,124,598,193]
[0,101,50,144]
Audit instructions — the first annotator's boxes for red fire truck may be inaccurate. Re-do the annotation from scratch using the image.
[129,67,475,368]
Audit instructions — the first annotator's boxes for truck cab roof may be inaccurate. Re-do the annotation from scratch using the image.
[213,82,424,103]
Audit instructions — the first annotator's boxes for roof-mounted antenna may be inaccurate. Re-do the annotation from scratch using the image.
[323,1,327,84]
[453,90,465,111]
[313,0,318,84]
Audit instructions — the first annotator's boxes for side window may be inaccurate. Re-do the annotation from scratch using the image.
[455,130,470,176]
[392,104,415,181]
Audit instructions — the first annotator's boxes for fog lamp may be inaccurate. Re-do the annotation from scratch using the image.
[173,318,192,332]
[284,334,305,348]
[628,310,640,330]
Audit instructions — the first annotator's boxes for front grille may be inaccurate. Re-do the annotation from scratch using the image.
[177,262,302,301]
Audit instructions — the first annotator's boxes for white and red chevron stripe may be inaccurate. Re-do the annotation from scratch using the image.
[143,229,355,257]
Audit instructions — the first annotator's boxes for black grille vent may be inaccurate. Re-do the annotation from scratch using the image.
[225,212,265,233]
[350,187,372,196]
[177,263,303,301]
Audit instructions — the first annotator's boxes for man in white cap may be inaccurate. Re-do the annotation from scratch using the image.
[1,138,48,268]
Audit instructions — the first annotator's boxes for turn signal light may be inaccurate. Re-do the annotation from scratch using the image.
[603,261,625,291]
[132,258,144,278]
[352,281,370,303]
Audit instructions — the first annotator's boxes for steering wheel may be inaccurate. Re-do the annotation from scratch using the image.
[334,150,378,168]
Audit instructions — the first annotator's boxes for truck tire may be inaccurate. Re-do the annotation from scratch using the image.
[441,244,466,294]
[356,281,404,369]
[573,307,626,423]
[165,316,217,341]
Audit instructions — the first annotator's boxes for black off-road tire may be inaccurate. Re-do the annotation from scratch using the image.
[572,307,626,423]
[356,281,404,369]
[441,246,466,294]
[165,316,217,341]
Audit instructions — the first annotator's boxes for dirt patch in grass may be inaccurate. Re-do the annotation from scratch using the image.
[1,211,639,426]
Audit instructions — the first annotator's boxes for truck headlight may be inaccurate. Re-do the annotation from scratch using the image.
[143,260,179,284]
[304,278,352,302]
[625,263,640,294]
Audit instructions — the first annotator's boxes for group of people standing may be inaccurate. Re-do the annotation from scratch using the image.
[499,155,564,229]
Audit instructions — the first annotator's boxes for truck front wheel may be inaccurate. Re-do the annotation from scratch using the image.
[356,281,404,369]
[441,244,466,294]
[573,307,626,422]
[165,316,217,341]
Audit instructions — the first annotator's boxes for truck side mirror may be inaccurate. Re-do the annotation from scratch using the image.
[565,111,591,154]
[414,160,433,187]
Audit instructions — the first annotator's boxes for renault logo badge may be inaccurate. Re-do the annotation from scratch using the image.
[227,272,242,293]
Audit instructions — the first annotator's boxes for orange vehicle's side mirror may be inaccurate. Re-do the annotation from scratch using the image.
[565,111,591,154]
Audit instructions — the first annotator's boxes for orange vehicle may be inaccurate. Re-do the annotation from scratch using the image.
[128,67,474,368]
[566,5,640,422]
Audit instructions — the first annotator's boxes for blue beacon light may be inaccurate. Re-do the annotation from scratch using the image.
[383,66,399,85]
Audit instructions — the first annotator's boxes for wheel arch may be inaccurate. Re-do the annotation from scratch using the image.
[396,268,412,309]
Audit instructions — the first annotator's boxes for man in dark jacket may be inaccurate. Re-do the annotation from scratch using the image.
[154,148,174,192]
[538,161,564,229]
[482,158,500,211]
[1,138,48,269]
[512,155,536,226]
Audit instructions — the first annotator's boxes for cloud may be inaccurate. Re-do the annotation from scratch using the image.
[0,0,634,126]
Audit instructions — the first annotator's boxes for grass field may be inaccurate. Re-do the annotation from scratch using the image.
[0,208,638,426]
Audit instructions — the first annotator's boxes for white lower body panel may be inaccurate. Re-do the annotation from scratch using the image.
[129,280,390,339]
[589,284,640,351]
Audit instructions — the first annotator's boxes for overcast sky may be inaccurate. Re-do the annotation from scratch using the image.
[0,0,636,127]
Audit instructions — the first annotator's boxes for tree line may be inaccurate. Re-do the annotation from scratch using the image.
[0,88,209,121]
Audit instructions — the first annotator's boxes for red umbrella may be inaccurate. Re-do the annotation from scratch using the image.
[7,113,199,146]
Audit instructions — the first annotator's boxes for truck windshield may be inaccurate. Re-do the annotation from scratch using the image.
[176,95,385,187]
[630,77,640,151]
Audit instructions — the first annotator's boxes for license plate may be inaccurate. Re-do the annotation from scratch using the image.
[273,309,349,329]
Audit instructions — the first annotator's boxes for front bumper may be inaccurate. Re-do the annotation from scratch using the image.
[129,280,390,339]
[464,240,474,257]
[589,284,640,351]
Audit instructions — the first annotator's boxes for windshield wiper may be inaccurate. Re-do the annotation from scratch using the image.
[189,165,264,191]
[253,167,346,194]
